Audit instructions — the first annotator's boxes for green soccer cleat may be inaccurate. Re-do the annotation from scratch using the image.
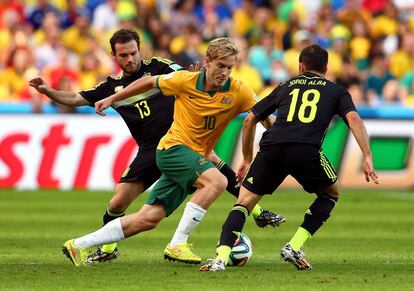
[164,243,202,264]
[62,239,89,267]
[254,210,286,228]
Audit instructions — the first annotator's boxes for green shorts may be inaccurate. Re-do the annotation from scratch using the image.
[146,145,215,216]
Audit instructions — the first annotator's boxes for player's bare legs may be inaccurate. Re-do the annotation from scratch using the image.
[164,168,227,264]
[73,166,227,266]
[108,182,145,213]
[120,202,166,237]
[321,182,340,199]
[190,168,228,209]
[63,201,167,266]
[88,182,145,263]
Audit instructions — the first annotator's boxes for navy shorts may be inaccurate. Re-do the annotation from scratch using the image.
[119,149,161,191]
[242,143,337,195]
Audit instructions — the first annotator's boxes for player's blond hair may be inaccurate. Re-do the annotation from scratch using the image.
[206,38,239,60]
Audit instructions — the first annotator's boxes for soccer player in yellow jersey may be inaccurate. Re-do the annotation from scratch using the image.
[61,38,276,266]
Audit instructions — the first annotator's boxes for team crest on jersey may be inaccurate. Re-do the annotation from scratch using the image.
[114,86,123,93]
[198,157,208,166]
[220,96,232,104]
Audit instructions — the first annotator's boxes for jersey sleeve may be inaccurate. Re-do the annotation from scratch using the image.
[251,85,281,120]
[336,87,357,120]
[79,78,111,106]
[151,57,183,74]
[156,70,187,97]
[238,81,259,113]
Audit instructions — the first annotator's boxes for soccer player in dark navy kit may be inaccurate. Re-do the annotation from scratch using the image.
[202,44,379,271]
[30,29,284,265]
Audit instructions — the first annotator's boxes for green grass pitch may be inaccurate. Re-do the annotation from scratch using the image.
[0,189,413,290]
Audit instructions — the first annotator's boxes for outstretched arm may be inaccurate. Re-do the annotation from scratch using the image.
[29,77,89,106]
[345,111,379,184]
[95,75,158,116]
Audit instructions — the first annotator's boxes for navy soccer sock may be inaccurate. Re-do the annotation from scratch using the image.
[218,204,249,247]
[216,161,240,198]
[103,207,125,225]
[301,196,338,235]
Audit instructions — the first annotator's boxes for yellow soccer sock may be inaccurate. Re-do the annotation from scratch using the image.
[216,245,232,265]
[101,242,117,253]
[289,227,312,251]
[251,204,263,219]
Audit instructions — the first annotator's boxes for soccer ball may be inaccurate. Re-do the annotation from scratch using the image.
[228,232,253,266]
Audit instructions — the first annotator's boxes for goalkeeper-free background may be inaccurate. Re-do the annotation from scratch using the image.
[0,189,412,290]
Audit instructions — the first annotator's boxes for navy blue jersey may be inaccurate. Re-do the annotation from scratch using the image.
[253,72,356,148]
[80,57,182,151]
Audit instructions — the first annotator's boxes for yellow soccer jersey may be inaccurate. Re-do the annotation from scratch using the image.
[156,70,257,156]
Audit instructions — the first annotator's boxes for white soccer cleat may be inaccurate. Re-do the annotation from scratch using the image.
[199,259,225,272]
[280,243,312,270]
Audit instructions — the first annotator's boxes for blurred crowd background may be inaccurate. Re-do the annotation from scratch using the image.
[1,0,414,113]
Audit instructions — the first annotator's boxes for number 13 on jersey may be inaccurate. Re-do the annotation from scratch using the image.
[287,88,320,123]
[135,100,151,119]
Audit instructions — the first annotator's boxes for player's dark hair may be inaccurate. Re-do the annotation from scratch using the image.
[299,44,328,73]
[110,29,141,54]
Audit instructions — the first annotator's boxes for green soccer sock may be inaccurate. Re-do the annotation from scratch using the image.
[101,242,117,253]
[301,196,337,234]
[216,245,232,265]
[289,227,312,252]
[251,204,263,219]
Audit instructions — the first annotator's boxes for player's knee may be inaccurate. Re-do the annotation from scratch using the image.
[319,184,340,200]
[317,192,339,202]
[324,189,340,200]
[212,174,228,192]
[108,197,128,213]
